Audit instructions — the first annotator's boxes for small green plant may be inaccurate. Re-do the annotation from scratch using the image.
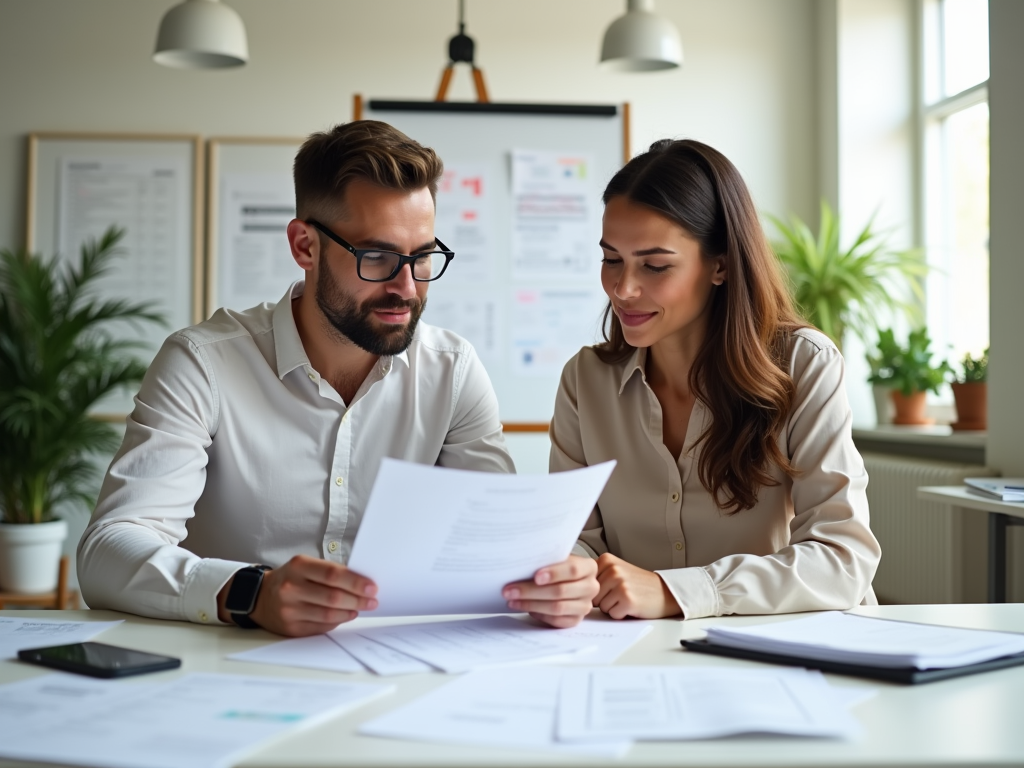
[867,328,952,396]
[957,347,989,384]
[770,201,928,351]
[0,227,164,525]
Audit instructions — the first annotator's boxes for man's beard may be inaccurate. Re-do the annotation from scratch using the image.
[315,262,425,356]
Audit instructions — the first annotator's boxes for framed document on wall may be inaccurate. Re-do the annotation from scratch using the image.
[26,132,204,416]
[205,137,304,317]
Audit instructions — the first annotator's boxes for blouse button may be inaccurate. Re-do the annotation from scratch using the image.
[670,492,680,503]
[328,540,339,553]
[674,541,683,551]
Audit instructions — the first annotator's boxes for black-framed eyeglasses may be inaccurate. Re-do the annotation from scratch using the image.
[308,220,455,282]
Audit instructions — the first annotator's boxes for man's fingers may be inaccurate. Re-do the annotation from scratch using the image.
[288,555,377,597]
[528,611,586,629]
[504,577,597,603]
[507,597,593,617]
[292,580,378,612]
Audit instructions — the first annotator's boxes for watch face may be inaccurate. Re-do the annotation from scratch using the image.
[225,568,265,614]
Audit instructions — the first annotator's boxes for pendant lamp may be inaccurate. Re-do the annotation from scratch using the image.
[154,0,249,69]
[600,0,683,72]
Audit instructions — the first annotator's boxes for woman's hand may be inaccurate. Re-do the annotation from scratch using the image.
[594,553,682,619]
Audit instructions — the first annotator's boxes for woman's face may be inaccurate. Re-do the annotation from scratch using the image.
[600,196,725,351]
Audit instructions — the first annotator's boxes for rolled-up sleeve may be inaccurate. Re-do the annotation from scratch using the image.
[77,333,247,624]
[657,339,881,618]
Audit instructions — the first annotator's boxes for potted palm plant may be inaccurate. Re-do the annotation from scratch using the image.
[950,348,988,431]
[867,328,952,426]
[769,201,928,352]
[0,227,162,593]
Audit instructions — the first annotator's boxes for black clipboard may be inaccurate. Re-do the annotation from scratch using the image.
[680,639,1024,684]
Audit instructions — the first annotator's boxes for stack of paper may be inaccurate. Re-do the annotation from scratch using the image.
[360,665,862,755]
[0,672,392,768]
[965,477,1024,502]
[0,617,123,660]
[230,616,652,676]
[703,612,1024,669]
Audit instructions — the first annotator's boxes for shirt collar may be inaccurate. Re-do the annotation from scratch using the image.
[272,279,412,380]
[618,345,647,395]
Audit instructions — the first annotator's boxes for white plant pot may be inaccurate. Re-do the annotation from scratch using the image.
[0,519,68,593]
[872,384,895,426]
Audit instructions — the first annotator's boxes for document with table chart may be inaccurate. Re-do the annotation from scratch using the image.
[0,617,123,660]
[347,458,615,616]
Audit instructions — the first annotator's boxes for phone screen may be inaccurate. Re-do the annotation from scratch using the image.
[18,642,181,678]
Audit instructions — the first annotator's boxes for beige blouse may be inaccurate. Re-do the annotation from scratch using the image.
[550,328,880,619]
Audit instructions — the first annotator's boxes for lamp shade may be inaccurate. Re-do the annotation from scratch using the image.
[154,0,248,69]
[600,0,682,72]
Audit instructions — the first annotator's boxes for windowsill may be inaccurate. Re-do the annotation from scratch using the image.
[852,425,987,465]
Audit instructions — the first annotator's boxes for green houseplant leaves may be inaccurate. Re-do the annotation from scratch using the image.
[867,328,952,396]
[769,201,928,351]
[0,227,164,525]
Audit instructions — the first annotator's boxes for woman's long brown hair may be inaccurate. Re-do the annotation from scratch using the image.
[596,139,806,513]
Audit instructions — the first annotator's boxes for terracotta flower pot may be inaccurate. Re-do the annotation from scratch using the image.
[890,390,934,426]
[951,382,987,431]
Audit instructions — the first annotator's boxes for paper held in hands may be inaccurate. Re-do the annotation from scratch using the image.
[347,458,616,616]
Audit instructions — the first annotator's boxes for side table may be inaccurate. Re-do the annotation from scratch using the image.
[0,555,80,609]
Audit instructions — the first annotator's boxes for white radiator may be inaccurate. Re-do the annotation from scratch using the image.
[863,452,995,604]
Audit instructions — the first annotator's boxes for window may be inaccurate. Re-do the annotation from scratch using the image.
[922,0,989,378]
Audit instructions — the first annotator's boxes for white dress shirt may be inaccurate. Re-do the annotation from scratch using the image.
[551,328,880,619]
[79,281,514,625]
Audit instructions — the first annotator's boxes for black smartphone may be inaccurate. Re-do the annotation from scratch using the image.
[17,641,181,679]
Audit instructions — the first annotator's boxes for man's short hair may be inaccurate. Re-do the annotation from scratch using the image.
[293,121,444,223]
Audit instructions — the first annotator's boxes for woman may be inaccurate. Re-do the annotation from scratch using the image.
[550,139,880,620]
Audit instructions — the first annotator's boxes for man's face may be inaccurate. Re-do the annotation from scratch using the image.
[313,178,435,356]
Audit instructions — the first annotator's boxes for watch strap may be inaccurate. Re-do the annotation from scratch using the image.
[226,564,271,629]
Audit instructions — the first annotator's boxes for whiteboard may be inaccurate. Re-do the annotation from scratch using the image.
[363,100,627,425]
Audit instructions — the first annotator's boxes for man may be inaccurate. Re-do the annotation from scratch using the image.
[79,121,598,635]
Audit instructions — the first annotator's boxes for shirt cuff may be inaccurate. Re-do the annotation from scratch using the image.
[181,558,251,626]
[655,566,720,619]
[571,542,597,559]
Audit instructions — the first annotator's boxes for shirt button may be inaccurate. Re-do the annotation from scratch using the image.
[328,540,339,553]
[198,610,209,623]
[674,541,683,551]
[335,476,344,486]
[671,492,680,502]
[308,372,318,382]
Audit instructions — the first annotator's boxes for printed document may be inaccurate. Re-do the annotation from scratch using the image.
[360,667,631,757]
[0,672,392,768]
[557,666,860,741]
[0,617,123,660]
[703,611,1024,669]
[338,616,596,674]
[327,631,434,675]
[228,634,366,673]
[347,458,615,616]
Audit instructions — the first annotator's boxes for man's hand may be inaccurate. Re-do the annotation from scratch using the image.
[502,555,600,628]
[217,555,378,636]
[593,553,682,620]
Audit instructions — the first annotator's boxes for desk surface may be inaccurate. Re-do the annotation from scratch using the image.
[3,605,1024,768]
[919,484,1024,519]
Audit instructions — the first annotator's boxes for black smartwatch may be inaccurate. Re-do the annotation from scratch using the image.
[225,565,271,628]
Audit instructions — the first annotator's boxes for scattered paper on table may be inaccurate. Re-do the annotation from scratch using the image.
[360,667,631,757]
[0,617,123,660]
[327,631,434,676]
[557,666,860,742]
[0,672,393,768]
[344,616,596,674]
[228,634,366,673]
[347,458,615,616]
[539,618,653,665]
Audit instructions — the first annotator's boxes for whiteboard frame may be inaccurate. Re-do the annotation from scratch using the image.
[205,136,305,318]
[26,131,205,326]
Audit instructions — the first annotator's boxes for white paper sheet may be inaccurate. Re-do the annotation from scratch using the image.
[216,172,301,311]
[327,631,435,676]
[510,287,606,377]
[360,667,631,757]
[433,163,493,283]
[537,618,654,665]
[0,672,393,768]
[228,634,366,673]
[421,295,500,367]
[347,458,615,616]
[511,149,598,281]
[703,611,1024,669]
[557,666,861,742]
[343,616,596,674]
[0,617,123,660]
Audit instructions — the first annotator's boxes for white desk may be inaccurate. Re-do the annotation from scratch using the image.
[918,485,1024,602]
[3,605,1024,768]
